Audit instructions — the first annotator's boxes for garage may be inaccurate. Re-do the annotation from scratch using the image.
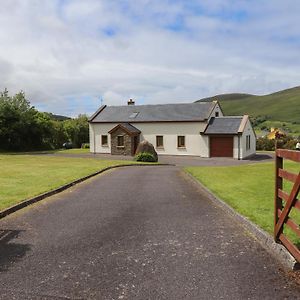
[210,136,233,157]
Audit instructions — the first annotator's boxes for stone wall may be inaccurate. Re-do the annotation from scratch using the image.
[111,128,133,156]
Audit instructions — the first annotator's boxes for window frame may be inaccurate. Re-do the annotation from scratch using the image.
[117,135,125,147]
[101,135,108,147]
[156,135,164,148]
[246,135,251,150]
[177,135,186,148]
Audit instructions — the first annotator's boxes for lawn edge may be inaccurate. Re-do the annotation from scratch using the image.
[0,163,173,220]
[182,169,300,271]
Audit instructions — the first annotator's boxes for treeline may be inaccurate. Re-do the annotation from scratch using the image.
[256,136,298,151]
[0,89,89,151]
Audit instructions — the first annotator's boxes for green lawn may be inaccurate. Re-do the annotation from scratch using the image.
[186,162,300,242]
[0,148,90,155]
[55,148,90,154]
[0,154,136,211]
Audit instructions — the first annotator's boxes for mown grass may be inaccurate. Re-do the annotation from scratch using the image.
[186,161,300,243]
[0,148,90,155]
[0,154,136,211]
[55,148,90,154]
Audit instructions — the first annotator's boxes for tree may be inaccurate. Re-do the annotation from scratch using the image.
[0,90,89,151]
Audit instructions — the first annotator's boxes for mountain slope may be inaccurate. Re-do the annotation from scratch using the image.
[196,86,300,123]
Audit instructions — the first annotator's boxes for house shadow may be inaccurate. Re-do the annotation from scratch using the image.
[247,153,274,161]
[0,229,31,272]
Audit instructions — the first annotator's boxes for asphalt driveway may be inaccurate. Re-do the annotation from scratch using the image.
[46,152,273,167]
[0,166,299,299]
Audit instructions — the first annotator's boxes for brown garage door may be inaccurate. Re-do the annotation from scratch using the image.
[210,136,233,157]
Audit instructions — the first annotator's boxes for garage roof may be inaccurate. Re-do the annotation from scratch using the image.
[203,116,244,135]
[89,102,216,123]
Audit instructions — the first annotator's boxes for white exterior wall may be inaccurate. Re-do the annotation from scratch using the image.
[232,120,256,159]
[233,136,239,159]
[90,122,210,156]
[208,103,223,119]
[239,119,256,159]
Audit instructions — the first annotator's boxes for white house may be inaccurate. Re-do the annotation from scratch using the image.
[89,99,256,159]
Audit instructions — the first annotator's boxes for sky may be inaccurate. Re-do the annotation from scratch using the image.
[0,0,300,117]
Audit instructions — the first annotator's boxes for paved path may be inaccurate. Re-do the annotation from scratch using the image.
[1,166,299,299]
[44,152,273,167]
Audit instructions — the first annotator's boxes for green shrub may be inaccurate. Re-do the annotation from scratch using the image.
[256,135,297,151]
[81,143,90,149]
[135,152,156,162]
[256,137,275,151]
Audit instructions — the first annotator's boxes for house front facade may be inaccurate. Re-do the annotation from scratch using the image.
[89,100,256,159]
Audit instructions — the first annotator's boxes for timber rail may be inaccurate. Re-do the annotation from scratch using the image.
[274,149,300,261]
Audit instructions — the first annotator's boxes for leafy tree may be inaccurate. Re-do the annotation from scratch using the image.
[0,90,89,151]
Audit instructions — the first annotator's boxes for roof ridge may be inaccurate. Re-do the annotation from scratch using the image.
[215,116,243,118]
[106,102,213,108]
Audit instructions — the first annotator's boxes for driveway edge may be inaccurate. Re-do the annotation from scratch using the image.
[0,163,173,220]
[183,170,300,271]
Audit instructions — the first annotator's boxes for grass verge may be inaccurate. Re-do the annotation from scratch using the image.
[185,161,299,243]
[0,154,137,211]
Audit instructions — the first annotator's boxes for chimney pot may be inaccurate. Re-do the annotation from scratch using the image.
[128,98,135,105]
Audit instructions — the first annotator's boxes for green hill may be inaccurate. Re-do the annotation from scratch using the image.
[45,113,71,121]
[196,86,300,124]
[199,93,255,102]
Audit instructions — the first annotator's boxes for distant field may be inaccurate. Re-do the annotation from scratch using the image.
[186,161,300,243]
[196,86,300,124]
[0,154,135,211]
[255,120,300,137]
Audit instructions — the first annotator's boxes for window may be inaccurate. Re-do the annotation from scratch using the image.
[129,112,139,119]
[156,136,164,148]
[101,135,108,146]
[215,111,219,117]
[177,136,185,148]
[246,135,251,150]
[117,135,124,147]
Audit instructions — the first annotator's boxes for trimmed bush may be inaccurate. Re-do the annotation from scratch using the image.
[135,140,158,162]
[81,143,90,149]
[135,152,156,162]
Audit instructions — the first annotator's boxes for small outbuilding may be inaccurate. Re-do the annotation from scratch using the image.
[201,116,256,159]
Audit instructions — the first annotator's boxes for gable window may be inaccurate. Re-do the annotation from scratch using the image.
[177,136,186,148]
[156,136,164,148]
[246,135,251,150]
[215,111,219,117]
[101,135,108,147]
[117,135,124,147]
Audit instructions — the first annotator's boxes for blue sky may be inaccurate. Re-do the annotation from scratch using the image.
[0,0,300,116]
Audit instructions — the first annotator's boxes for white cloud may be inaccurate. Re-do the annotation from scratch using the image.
[0,0,299,116]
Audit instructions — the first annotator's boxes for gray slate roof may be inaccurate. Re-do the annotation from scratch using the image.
[113,123,141,134]
[120,123,141,133]
[204,117,243,135]
[90,102,215,123]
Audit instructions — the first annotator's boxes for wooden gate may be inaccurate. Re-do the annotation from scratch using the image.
[274,149,300,261]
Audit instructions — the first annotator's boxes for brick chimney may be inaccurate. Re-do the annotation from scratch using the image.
[127,98,135,105]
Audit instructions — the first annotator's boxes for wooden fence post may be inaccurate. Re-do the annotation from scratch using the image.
[274,150,283,241]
